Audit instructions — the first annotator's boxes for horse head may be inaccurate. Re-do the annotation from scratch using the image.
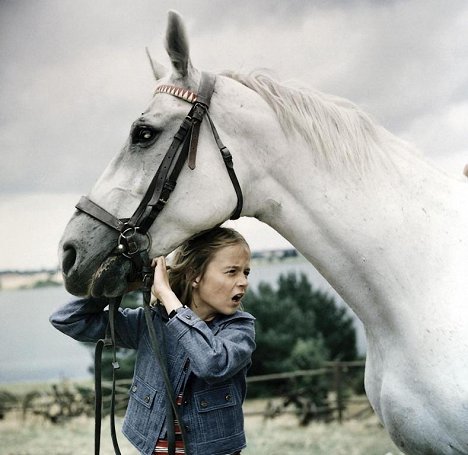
[59,11,274,297]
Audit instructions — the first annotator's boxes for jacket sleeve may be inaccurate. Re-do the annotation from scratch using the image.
[166,308,256,384]
[49,297,146,349]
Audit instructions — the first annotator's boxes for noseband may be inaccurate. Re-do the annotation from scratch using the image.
[75,72,243,270]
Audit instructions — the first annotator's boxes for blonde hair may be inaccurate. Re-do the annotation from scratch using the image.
[169,227,250,307]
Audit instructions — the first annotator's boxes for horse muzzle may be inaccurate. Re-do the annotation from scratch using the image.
[60,213,134,297]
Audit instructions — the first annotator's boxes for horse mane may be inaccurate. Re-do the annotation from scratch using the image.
[222,70,409,172]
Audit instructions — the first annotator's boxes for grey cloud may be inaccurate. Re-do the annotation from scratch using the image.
[1,0,467,195]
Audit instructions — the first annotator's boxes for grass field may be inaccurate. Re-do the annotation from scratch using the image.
[0,401,403,455]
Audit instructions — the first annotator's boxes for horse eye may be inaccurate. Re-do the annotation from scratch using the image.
[132,126,157,146]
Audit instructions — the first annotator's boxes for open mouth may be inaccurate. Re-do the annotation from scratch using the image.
[231,293,244,304]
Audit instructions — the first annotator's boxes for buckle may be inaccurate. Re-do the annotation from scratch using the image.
[220,147,233,167]
[117,226,152,258]
[191,103,207,122]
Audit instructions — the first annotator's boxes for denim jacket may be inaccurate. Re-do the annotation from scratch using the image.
[49,297,256,455]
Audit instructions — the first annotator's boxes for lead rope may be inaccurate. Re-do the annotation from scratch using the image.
[108,298,123,455]
[140,254,188,455]
[94,336,104,455]
[94,290,187,455]
[94,296,123,455]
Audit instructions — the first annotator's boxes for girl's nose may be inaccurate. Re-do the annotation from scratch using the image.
[238,274,248,287]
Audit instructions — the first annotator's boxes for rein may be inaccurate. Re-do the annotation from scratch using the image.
[76,72,243,455]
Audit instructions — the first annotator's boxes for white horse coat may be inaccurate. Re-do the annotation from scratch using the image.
[60,12,468,455]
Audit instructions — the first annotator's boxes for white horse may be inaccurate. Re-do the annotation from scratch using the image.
[60,11,468,455]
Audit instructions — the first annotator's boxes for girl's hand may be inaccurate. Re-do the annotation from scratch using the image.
[151,257,183,314]
[151,256,171,301]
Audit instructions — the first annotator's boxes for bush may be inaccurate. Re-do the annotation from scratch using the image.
[244,272,358,417]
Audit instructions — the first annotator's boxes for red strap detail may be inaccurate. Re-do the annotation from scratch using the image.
[154,85,198,104]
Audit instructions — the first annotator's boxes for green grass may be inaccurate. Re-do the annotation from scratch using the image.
[0,409,402,455]
[243,414,402,455]
[0,413,138,455]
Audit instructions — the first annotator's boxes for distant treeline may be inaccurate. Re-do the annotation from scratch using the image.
[0,249,302,276]
[0,268,58,275]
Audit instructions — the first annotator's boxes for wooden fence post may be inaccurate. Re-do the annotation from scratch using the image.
[333,363,344,423]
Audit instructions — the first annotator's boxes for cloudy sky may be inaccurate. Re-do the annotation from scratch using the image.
[0,0,467,270]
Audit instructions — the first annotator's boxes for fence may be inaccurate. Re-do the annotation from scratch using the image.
[245,360,370,423]
[1,361,371,424]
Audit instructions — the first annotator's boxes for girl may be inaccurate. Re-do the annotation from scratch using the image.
[50,227,255,455]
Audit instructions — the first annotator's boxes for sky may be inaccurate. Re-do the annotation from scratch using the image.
[0,0,467,271]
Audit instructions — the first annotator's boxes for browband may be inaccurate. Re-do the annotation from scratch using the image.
[154,85,198,103]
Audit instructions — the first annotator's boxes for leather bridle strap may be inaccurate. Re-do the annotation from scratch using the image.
[76,196,126,232]
[75,72,242,237]
[108,299,122,455]
[94,297,123,455]
[128,103,204,234]
[75,102,200,235]
[206,112,243,220]
[188,72,215,170]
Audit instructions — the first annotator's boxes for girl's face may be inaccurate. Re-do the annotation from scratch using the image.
[192,243,250,321]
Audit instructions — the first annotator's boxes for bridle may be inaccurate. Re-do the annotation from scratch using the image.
[76,71,243,272]
[75,72,243,455]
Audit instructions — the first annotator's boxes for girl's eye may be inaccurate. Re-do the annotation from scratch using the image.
[132,126,158,146]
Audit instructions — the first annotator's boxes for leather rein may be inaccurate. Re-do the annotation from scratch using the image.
[74,72,243,455]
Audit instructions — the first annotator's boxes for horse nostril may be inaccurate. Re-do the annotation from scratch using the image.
[62,245,77,276]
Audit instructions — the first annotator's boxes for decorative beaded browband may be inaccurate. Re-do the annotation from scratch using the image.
[154,84,198,104]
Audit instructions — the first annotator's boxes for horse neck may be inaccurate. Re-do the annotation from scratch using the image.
[253,134,468,330]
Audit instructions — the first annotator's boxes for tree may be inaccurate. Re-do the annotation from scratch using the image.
[243,272,358,408]
[245,272,357,370]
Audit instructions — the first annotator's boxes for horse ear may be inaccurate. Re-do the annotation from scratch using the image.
[145,47,168,81]
[165,10,192,78]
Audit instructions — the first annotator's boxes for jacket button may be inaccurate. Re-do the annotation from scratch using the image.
[184,424,191,433]
[185,314,192,320]
[200,399,208,408]
[144,395,151,403]
[132,385,137,392]
[183,359,190,372]
[225,394,232,401]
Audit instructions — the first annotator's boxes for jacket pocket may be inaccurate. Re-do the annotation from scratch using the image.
[194,384,237,413]
[129,375,158,409]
